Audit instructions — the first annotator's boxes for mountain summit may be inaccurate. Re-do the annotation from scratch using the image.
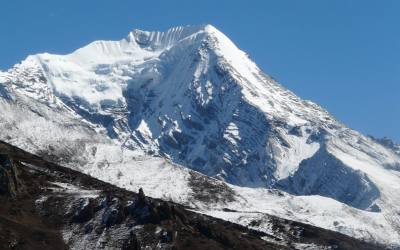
[1,25,399,247]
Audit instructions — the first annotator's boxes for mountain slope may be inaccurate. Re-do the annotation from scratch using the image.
[1,24,399,247]
[0,140,383,250]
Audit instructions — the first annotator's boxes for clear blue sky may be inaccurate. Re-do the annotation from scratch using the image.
[1,0,399,142]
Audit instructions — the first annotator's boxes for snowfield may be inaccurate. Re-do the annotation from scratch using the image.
[1,24,400,247]
[80,153,400,246]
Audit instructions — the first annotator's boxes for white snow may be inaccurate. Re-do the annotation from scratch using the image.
[80,156,400,246]
[137,119,153,139]
[49,182,100,198]
[223,122,240,146]
[83,153,193,204]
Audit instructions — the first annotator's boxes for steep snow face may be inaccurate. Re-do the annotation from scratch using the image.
[1,24,400,245]
[370,136,400,156]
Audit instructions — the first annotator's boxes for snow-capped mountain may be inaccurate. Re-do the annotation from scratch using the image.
[1,24,400,247]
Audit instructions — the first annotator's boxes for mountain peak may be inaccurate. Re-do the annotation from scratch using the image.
[25,25,226,68]
[126,24,222,50]
[4,24,336,127]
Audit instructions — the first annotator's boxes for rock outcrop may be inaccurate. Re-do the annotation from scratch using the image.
[0,154,20,197]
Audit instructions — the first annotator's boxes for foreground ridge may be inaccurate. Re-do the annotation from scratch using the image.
[0,140,382,249]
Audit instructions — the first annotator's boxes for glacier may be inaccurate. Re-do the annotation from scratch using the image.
[1,24,400,247]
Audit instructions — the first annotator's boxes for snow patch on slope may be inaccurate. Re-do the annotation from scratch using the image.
[80,156,400,246]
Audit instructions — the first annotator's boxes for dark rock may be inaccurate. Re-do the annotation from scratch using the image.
[289,126,303,137]
[192,157,206,168]
[101,199,125,227]
[138,188,146,206]
[157,202,173,221]
[124,200,137,216]
[183,117,204,131]
[172,131,193,145]
[122,231,141,250]
[160,229,174,243]
[0,154,20,197]
[84,223,93,234]
[72,198,95,223]
[94,225,105,235]
[124,194,152,224]
[171,205,189,225]
[148,205,161,224]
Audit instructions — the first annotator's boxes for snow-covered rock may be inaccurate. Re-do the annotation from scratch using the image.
[0,24,399,246]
